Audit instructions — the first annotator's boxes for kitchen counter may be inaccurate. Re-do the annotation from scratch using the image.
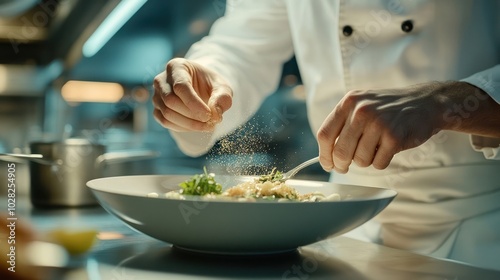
[3,196,500,280]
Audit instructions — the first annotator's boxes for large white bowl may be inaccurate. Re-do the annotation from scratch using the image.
[87,175,396,254]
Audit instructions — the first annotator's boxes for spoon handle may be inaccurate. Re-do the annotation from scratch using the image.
[284,156,320,180]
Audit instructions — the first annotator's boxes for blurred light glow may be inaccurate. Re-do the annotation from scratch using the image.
[0,65,7,92]
[283,74,298,87]
[189,19,209,35]
[0,0,38,17]
[0,61,63,95]
[292,84,306,100]
[0,26,46,40]
[25,241,68,267]
[61,80,124,103]
[132,86,149,103]
[97,231,125,240]
[82,0,147,57]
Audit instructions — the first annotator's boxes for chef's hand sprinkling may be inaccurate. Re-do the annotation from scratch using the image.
[317,83,448,173]
[153,58,233,132]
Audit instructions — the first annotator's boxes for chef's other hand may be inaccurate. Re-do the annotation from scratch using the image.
[317,82,447,173]
[153,58,233,132]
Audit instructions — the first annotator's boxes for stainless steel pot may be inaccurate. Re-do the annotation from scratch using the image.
[1,138,158,207]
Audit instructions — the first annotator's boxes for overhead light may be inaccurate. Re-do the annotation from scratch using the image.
[82,0,147,58]
[61,80,124,103]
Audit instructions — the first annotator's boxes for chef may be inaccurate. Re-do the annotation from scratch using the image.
[152,0,500,270]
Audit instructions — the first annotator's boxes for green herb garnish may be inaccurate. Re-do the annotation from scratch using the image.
[179,167,223,195]
[258,167,284,183]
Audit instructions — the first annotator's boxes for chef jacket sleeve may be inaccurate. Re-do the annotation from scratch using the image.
[461,64,500,160]
[169,0,294,157]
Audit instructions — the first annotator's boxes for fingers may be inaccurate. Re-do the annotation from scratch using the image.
[152,88,215,132]
[353,125,381,168]
[153,58,234,133]
[207,85,233,124]
[168,59,211,121]
[373,134,400,170]
[333,112,366,173]
[327,122,399,172]
[372,145,394,170]
[336,123,402,172]
[156,65,212,122]
[317,107,346,172]
[153,108,214,132]
[153,109,188,132]
[317,90,394,173]
[155,71,172,94]
[170,74,212,122]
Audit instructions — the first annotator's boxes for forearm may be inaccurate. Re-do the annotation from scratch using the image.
[438,81,500,137]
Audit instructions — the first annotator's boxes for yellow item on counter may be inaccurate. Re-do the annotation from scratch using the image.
[47,228,98,256]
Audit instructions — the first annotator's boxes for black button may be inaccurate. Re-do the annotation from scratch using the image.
[342,25,353,37]
[401,20,413,33]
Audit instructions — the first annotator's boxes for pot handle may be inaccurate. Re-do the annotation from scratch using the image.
[0,153,60,165]
[95,150,159,167]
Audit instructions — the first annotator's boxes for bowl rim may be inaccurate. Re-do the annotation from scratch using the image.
[87,174,398,204]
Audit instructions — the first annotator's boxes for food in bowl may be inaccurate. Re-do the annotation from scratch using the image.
[88,174,397,254]
[148,167,341,202]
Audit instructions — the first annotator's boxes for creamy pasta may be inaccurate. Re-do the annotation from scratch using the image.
[149,178,341,202]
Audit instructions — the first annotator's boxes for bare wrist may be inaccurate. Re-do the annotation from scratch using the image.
[437,81,497,134]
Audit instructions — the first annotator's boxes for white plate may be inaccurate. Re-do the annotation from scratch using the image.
[87,175,396,255]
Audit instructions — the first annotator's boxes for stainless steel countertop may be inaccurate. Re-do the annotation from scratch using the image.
[3,196,500,280]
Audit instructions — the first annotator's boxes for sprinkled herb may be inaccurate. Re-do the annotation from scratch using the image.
[179,167,222,195]
[258,167,284,183]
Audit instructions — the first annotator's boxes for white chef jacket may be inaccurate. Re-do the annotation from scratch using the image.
[170,0,500,271]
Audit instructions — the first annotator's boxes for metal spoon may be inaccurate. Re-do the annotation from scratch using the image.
[281,156,320,181]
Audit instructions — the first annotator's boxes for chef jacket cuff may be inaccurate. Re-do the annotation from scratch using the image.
[170,131,215,157]
[460,65,500,104]
[469,135,500,160]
